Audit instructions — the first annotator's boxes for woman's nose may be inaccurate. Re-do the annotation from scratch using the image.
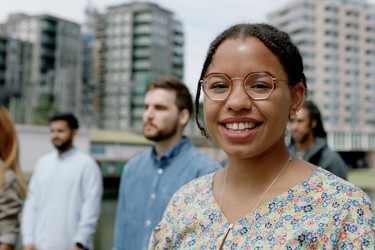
[224,82,253,111]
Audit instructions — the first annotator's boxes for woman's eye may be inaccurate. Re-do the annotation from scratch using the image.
[250,81,272,89]
[210,82,229,89]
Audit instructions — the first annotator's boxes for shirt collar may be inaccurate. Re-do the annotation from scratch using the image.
[58,147,77,160]
[151,136,190,165]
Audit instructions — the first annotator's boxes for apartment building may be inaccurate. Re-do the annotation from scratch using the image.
[0,35,32,122]
[268,0,375,154]
[101,2,184,130]
[2,13,82,124]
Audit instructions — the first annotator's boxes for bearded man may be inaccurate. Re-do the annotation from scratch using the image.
[112,76,221,250]
[22,113,103,250]
[288,100,347,179]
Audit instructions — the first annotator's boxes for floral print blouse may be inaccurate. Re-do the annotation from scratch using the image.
[149,168,375,249]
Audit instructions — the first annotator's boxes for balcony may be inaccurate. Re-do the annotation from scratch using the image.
[41,35,56,48]
[41,19,57,34]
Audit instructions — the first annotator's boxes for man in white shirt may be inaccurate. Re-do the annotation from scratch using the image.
[22,113,103,250]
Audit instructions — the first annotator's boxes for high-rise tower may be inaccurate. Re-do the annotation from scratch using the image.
[2,13,82,124]
[100,2,184,130]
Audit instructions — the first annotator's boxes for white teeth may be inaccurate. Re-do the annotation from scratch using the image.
[225,122,255,130]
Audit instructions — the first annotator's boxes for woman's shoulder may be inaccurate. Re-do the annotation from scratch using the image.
[169,172,216,207]
[3,169,17,182]
[0,169,19,192]
[308,167,373,205]
[0,160,17,181]
[176,172,215,194]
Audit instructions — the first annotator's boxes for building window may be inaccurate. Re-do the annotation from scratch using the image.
[325,66,339,74]
[346,57,359,64]
[345,46,359,53]
[301,52,315,59]
[345,81,359,88]
[326,115,338,124]
[345,93,359,102]
[290,28,315,35]
[325,6,338,13]
[366,38,375,44]
[365,84,375,90]
[346,117,359,126]
[346,22,359,29]
[366,107,375,115]
[346,34,359,41]
[306,77,315,85]
[291,15,315,23]
[325,18,339,25]
[304,64,316,71]
[325,42,338,49]
[297,40,315,47]
[324,103,339,111]
[325,30,338,37]
[346,11,359,17]
[345,70,359,77]
[291,2,315,12]
[324,91,339,98]
[325,54,339,62]
[325,78,339,86]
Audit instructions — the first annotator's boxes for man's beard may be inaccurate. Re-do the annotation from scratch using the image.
[54,139,73,152]
[144,125,178,142]
[295,132,309,144]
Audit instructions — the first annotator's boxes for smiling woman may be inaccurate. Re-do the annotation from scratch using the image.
[149,23,375,249]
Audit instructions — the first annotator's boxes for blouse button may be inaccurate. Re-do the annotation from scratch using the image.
[157,168,163,175]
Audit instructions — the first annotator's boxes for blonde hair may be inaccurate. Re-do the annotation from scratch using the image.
[0,107,27,196]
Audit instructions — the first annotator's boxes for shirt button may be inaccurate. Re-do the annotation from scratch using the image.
[150,193,156,199]
[157,168,163,175]
[145,220,152,227]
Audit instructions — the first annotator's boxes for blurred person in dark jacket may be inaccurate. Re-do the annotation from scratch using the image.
[288,100,348,179]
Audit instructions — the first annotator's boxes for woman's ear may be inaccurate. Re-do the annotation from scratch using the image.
[290,82,306,115]
[311,119,318,129]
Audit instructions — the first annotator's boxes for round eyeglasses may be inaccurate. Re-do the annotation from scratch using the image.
[200,72,286,101]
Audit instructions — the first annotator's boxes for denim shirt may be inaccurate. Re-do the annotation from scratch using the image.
[112,136,222,250]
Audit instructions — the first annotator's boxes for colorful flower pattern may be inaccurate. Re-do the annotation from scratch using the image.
[149,168,375,249]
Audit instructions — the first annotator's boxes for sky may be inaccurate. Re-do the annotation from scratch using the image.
[1,0,374,92]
